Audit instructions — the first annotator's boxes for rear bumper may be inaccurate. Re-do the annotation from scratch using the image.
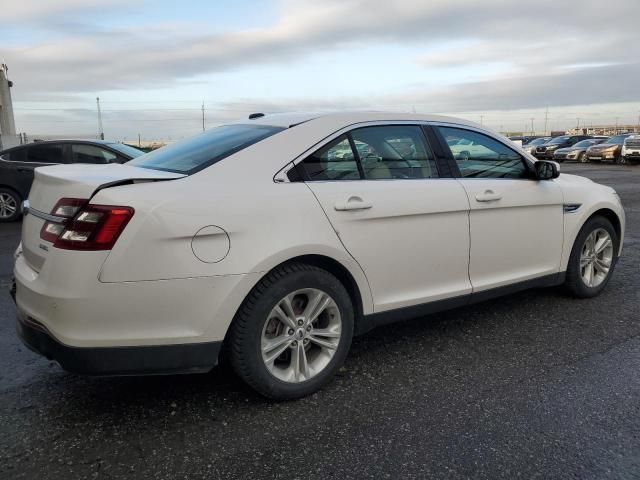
[16,307,222,375]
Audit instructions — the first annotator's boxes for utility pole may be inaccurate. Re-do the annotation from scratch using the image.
[201,101,205,132]
[530,117,535,136]
[480,115,484,126]
[138,133,141,148]
[544,107,549,136]
[576,118,581,133]
[615,117,619,134]
[96,97,104,140]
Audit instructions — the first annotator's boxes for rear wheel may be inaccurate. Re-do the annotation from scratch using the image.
[565,216,618,298]
[578,152,588,163]
[229,263,354,399]
[0,188,21,222]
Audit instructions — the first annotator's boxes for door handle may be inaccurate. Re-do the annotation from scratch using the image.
[475,190,502,202]
[334,195,373,211]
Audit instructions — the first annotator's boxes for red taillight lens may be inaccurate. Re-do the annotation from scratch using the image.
[40,198,134,250]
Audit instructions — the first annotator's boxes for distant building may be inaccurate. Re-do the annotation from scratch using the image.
[0,64,18,150]
[568,124,640,136]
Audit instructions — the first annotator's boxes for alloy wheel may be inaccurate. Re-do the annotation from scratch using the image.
[0,193,18,219]
[261,288,342,383]
[580,228,613,288]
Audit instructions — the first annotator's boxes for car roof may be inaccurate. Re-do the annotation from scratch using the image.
[0,139,123,154]
[232,111,484,130]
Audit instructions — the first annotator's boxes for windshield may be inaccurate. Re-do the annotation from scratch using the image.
[572,140,595,148]
[107,143,145,159]
[128,124,284,174]
[548,136,571,144]
[604,135,628,145]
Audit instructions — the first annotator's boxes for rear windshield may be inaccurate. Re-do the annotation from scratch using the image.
[604,135,628,145]
[128,124,284,174]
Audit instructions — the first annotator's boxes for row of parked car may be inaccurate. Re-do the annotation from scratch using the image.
[512,133,640,164]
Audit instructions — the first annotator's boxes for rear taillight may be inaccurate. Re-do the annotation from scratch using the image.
[40,198,134,250]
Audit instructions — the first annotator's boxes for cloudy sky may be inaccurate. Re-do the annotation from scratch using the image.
[2,0,639,140]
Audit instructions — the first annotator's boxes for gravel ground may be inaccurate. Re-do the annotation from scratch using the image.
[0,163,638,479]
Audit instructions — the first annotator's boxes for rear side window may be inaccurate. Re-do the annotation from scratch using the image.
[25,144,64,163]
[438,126,528,179]
[71,144,117,164]
[297,135,361,181]
[1,147,26,162]
[128,124,284,174]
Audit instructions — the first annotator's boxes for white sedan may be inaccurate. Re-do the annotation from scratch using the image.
[13,112,624,399]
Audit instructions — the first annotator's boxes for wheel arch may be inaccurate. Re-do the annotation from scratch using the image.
[219,253,370,360]
[588,208,622,250]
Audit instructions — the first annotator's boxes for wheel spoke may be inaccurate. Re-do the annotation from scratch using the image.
[310,328,340,338]
[304,291,330,323]
[594,258,610,274]
[309,335,338,350]
[584,262,594,286]
[272,304,297,330]
[595,236,612,254]
[262,335,292,364]
[579,255,591,268]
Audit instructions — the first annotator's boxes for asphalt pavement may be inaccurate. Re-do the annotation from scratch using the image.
[1,163,639,479]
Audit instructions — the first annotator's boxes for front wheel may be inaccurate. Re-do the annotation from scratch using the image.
[229,263,354,399]
[565,216,618,298]
[578,152,588,163]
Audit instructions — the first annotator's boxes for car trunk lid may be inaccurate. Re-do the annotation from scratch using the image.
[22,164,184,272]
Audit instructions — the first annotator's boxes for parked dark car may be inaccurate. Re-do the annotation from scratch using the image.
[553,138,607,163]
[533,135,593,159]
[585,134,632,164]
[522,137,552,155]
[0,139,144,221]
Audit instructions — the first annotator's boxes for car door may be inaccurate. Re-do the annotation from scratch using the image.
[296,124,471,313]
[9,143,66,199]
[435,125,563,292]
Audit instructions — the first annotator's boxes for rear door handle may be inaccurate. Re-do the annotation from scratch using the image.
[334,195,373,211]
[475,190,502,202]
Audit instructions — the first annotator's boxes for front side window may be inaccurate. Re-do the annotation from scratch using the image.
[128,124,284,174]
[351,125,438,180]
[297,135,360,181]
[71,144,117,164]
[25,144,64,164]
[438,126,529,179]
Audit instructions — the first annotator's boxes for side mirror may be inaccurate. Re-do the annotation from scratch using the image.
[535,160,560,180]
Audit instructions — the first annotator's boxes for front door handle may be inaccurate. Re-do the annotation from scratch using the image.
[475,190,502,202]
[334,195,373,211]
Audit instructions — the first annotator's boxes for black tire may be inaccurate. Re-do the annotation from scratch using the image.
[565,215,618,298]
[0,188,22,222]
[578,152,588,163]
[616,155,626,165]
[229,262,354,399]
